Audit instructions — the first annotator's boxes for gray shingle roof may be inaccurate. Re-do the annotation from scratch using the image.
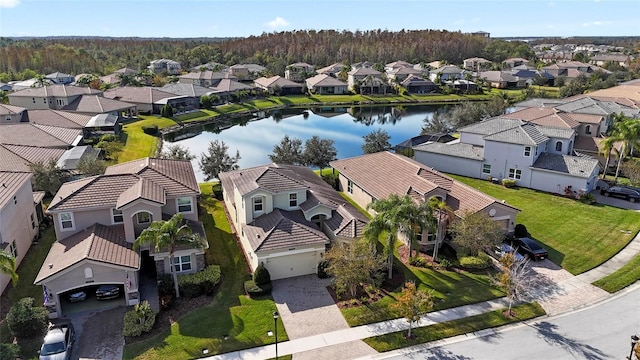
[413,142,484,160]
[532,153,599,178]
[484,123,548,145]
[458,117,524,135]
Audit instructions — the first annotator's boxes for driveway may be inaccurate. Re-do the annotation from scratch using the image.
[66,305,127,360]
[593,180,640,211]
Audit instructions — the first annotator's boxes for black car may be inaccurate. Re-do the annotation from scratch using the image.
[506,237,548,261]
[39,323,75,360]
[95,284,120,300]
[600,186,640,203]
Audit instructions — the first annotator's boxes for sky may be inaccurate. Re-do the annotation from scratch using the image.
[0,0,639,38]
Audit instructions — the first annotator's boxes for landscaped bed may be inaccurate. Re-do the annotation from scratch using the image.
[449,175,640,275]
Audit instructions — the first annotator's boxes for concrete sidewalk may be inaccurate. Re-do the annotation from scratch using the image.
[203,230,640,360]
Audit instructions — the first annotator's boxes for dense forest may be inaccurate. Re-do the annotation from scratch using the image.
[0,30,538,79]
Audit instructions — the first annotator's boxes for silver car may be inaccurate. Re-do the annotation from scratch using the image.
[39,323,75,360]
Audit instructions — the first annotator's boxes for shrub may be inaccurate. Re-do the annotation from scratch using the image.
[177,265,222,297]
[123,300,156,337]
[438,258,453,269]
[212,183,223,200]
[458,252,492,270]
[142,124,159,135]
[317,260,330,278]
[502,179,517,188]
[514,224,529,238]
[99,134,119,142]
[159,294,174,310]
[321,173,339,190]
[409,256,427,268]
[160,104,174,118]
[6,297,48,339]
[244,279,273,297]
[157,274,175,296]
[0,343,20,360]
[253,262,271,285]
[579,193,596,205]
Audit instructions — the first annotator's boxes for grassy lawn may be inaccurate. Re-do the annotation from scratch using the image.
[341,258,504,327]
[123,184,287,359]
[363,302,545,352]
[592,253,640,293]
[449,175,640,275]
[118,116,177,162]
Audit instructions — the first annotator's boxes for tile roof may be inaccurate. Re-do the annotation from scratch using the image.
[525,113,580,129]
[161,83,212,97]
[386,60,413,68]
[254,76,302,89]
[413,142,484,160]
[458,117,523,135]
[532,153,599,178]
[316,63,346,74]
[179,71,235,81]
[484,123,549,145]
[400,74,435,87]
[26,109,91,128]
[116,178,166,208]
[503,107,558,121]
[219,165,307,196]
[347,67,382,76]
[330,151,518,217]
[210,78,254,92]
[0,144,65,170]
[242,209,328,252]
[479,71,518,82]
[325,205,369,238]
[536,126,575,139]
[305,74,348,87]
[104,158,199,194]
[34,223,139,283]
[32,124,82,145]
[63,95,135,114]
[8,85,101,98]
[0,171,31,208]
[103,87,176,104]
[0,104,26,116]
[0,146,32,172]
[0,124,72,148]
[511,98,566,109]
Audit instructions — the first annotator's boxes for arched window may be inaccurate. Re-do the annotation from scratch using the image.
[555,141,562,151]
[84,267,93,279]
[585,125,591,134]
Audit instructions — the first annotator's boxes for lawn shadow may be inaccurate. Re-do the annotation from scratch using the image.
[533,321,608,360]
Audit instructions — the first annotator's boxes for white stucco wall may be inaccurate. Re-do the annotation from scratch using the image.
[529,167,599,194]
[413,151,481,179]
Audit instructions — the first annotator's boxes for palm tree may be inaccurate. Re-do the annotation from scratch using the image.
[428,197,453,262]
[364,194,432,279]
[405,201,437,258]
[133,213,208,298]
[599,136,619,180]
[0,249,19,286]
[607,115,640,182]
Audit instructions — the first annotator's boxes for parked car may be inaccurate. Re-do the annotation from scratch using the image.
[600,186,640,203]
[39,323,75,360]
[95,284,120,300]
[507,237,549,261]
[494,243,525,261]
[67,291,86,303]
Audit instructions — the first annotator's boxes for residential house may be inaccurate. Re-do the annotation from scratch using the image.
[386,66,422,83]
[62,95,136,117]
[0,104,27,124]
[316,63,347,77]
[178,71,236,87]
[162,83,214,102]
[35,158,207,318]
[347,68,388,94]
[100,68,139,85]
[470,31,490,38]
[148,59,182,75]
[103,86,196,114]
[285,62,315,82]
[25,109,121,138]
[589,54,632,68]
[219,163,368,279]
[0,123,82,149]
[228,65,251,80]
[428,65,467,83]
[8,85,101,110]
[0,144,66,171]
[305,74,348,95]
[0,171,45,293]
[463,57,491,71]
[384,61,413,73]
[479,71,524,89]
[412,117,600,194]
[330,151,520,251]
[254,76,303,95]
[351,61,375,70]
[502,58,530,69]
[46,72,75,85]
[542,61,611,82]
[209,79,256,102]
[394,133,456,153]
[400,74,437,94]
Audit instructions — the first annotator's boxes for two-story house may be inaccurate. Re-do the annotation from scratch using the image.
[148,59,182,75]
[305,74,348,95]
[178,71,236,87]
[219,163,368,280]
[315,63,347,77]
[347,68,388,94]
[463,57,491,71]
[0,171,45,293]
[34,158,207,318]
[46,72,75,85]
[8,85,102,110]
[413,117,600,195]
[331,152,520,251]
[428,65,467,83]
[285,62,315,82]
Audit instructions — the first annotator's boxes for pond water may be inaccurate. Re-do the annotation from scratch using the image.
[163,105,449,182]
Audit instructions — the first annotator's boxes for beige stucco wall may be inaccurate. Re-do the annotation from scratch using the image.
[481,203,519,233]
[336,173,376,215]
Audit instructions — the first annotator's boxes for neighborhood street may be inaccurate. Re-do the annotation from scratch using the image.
[365,284,640,360]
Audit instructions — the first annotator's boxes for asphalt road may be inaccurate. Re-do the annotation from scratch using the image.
[376,285,640,360]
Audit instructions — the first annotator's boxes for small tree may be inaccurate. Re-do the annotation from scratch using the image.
[30,159,69,196]
[0,343,20,360]
[161,144,196,161]
[621,160,640,187]
[199,139,241,181]
[76,156,107,176]
[391,281,434,339]
[303,136,337,172]
[161,104,174,118]
[361,129,391,154]
[6,297,48,339]
[253,262,271,285]
[200,95,212,109]
[491,252,530,317]
[0,249,18,286]
[449,211,504,256]
[324,241,386,298]
[269,135,304,165]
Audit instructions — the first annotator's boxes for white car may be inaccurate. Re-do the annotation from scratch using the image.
[494,243,524,261]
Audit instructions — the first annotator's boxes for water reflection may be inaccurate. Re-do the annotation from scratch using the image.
[164,105,447,182]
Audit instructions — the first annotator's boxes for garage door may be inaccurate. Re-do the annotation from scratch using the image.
[266,252,317,280]
[495,219,509,231]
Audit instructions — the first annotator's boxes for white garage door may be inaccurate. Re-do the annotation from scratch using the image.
[266,252,317,280]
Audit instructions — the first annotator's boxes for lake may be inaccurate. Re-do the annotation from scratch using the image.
[163,105,448,182]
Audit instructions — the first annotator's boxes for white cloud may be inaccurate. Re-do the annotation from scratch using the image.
[582,21,611,27]
[546,25,556,29]
[266,16,290,29]
[0,0,20,8]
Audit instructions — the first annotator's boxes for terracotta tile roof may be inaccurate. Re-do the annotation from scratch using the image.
[105,158,199,195]
[0,171,31,208]
[116,178,166,208]
[242,209,328,252]
[34,223,139,284]
[48,175,137,211]
[26,109,91,128]
[0,144,65,169]
[330,151,519,217]
[103,87,176,104]
[62,95,135,114]
[0,124,71,148]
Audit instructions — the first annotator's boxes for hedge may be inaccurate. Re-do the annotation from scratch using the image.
[458,252,493,270]
[157,265,222,298]
[244,280,273,297]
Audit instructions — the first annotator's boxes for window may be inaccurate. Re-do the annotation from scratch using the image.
[508,168,522,180]
[30,213,36,229]
[253,197,263,212]
[84,267,93,279]
[289,193,298,207]
[8,241,17,258]
[112,208,123,224]
[347,180,353,194]
[524,146,531,157]
[59,212,75,230]
[555,141,562,151]
[137,212,151,224]
[13,195,17,205]
[482,164,491,174]
[5,116,10,121]
[585,125,591,134]
[173,255,192,272]
[176,197,193,213]
[32,97,35,104]
[43,98,47,104]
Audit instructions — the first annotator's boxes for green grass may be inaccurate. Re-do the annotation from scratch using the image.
[172,111,210,122]
[363,302,545,352]
[449,174,640,275]
[119,116,177,162]
[339,193,371,219]
[341,258,504,327]
[593,253,640,293]
[122,184,287,359]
